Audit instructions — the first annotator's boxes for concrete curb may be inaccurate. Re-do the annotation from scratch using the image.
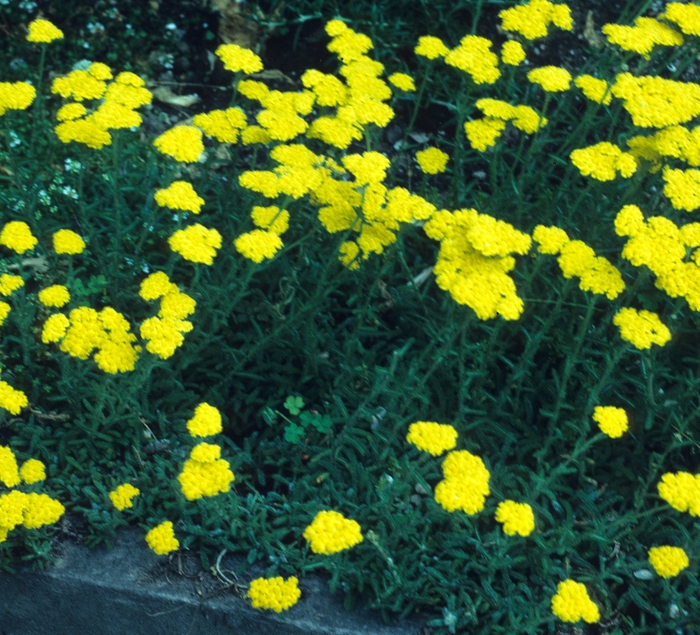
[0,529,425,635]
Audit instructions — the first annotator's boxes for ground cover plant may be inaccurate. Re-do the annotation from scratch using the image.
[2,0,700,633]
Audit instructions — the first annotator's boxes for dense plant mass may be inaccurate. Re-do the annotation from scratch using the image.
[2,0,700,632]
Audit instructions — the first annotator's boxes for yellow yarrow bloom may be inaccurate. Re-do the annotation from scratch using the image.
[215,44,263,74]
[56,103,87,122]
[0,82,37,116]
[248,576,301,613]
[570,141,636,181]
[533,225,570,255]
[0,446,20,487]
[158,291,196,321]
[551,580,600,623]
[234,229,283,263]
[416,147,449,174]
[657,472,700,515]
[41,313,70,344]
[53,229,85,254]
[0,221,37,254]
[556,240,625,300]
[528,66,572,92]
[193,107,247,143]
[154,181,205,214]
[178,443,234,500]
[140,316,192,359]
[26,18,64,43]
[444,36,500,85]
[499,0,573,40]
[661,2,700,36]
[342,151,390,185]
[435,450,491,515]
[574,75,612,105]
[501,40,526,65]
[38,285,70,308]
[464,118,507,151]
[648,546,689,578]
[613,308,671,349]
[0,301,9,327]
[22,492,65,529]
[51,69,106,101]
[186,403,223,437]
[54,118,112,149]
[663,167,700,211]
[0,381,28,415]
[251,206,289,236]
[602,17,683,59]
[303,510,363,554]
[406,422,458,456]
[169,224,222,265]
[19,458,45,484]
[415,36,450,59]
[388,73,416,91]
[145,520,179,555]
[153,126,204,163]
[0,274,24,296]
[109,483,140,511]
[592,406,628,438]
[495,500,535,536]
[139,272,178,301]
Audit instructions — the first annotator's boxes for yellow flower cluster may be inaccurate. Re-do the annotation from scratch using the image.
[0,380,28,415]
[657,471,700,516]
[38,285,70,308]
[574,75,612,105]
[215,43,263,74]
[46,306,140,373]
[499,0,573,40]
[663,167,700,211]
[501,41,526,66]
[444,36,500,85]
[388,73,415,92]
[145,520,179,555]
[570,141,636,181]
[109,483,140,511]
[612,73,700,128]
[465,99,547,151]
[425,209,531,320]
[0,81,36,116]
[434,450,490,515]
[19,458,46,484]
[661,2,700,36]
[0,301,9,327]
[16,492,65,530]
[592,406,628,438]
[533,226,625,300]
[169,224,222,265]
[54,66,152,150]
[613,308,671,349]
[53,229,86,254]
[602,17,683,59]
[303,510,363,554]
[615,205,700,311]
[527,66,571,92]
[186,403,223,437]
[0,446,19,487]
[139,272,195,359]
[193,107,247,143]
[415,36,449,59]
[494,500,535,536]
[0,274,24,296]
[0,221,37,254]
[415,147,449,174]
[177,442,234,500]
[153,125,203,162]
[406,422,458,456]
[248,576,301,612]
[26,18,63,43]
[550,580,600,623]
[648,546,689,578]
[155,181,205,214]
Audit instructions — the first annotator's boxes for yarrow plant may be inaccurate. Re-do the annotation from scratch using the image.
[1,4,700,632]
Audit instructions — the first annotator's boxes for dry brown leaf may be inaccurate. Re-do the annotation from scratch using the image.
[211,0,261,50]
[151,86,201,108]
[582,11,605,49]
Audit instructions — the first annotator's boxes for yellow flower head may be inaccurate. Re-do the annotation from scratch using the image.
[26,18,64,43]
[528,66,572,92]
[215,44,264,74]
[169,224,222,265]
[445,36,500,85]
[602,17,683,59]
[0,221,37,254]
[0,445,20,487]
[153,126,204,163]
[570,142,637,181]
[501,40,526,65]
[648,546,689,578]
[662,2,700,36]
[415,36,450,59]
[416,147,449,174]
[663,167,700,212]
[303,510,363,554]
[592,406,628,438]
[41,313,70,344]
[533,225,570,255]
[158,291,196,320]
[248,576,301,612]
[19,458,46,484]
[0,274,24,297]
[22,492,65,529]
[551,579,600,623]
[234,229,284,263]
[657,471,700,515]
[406,422,458,456]
[53,229,86,254]
[499,0,573,40]
[613,308,671,349]
[435,449,491,515]
[145,520,179,555]
[574,75,612,105]
[109,483,140,511]
[388,73,416,92]
[139,272,178,301]
[0,81,37,116]
[140,316,192,359]
[178,444,234,500]
[342,151,390,185]
[186,403,223,437]
[464,117,507,151]
[38,285,70,308]
[154,181,205,214]
[495,500,535,536]
[251,206,290,236]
